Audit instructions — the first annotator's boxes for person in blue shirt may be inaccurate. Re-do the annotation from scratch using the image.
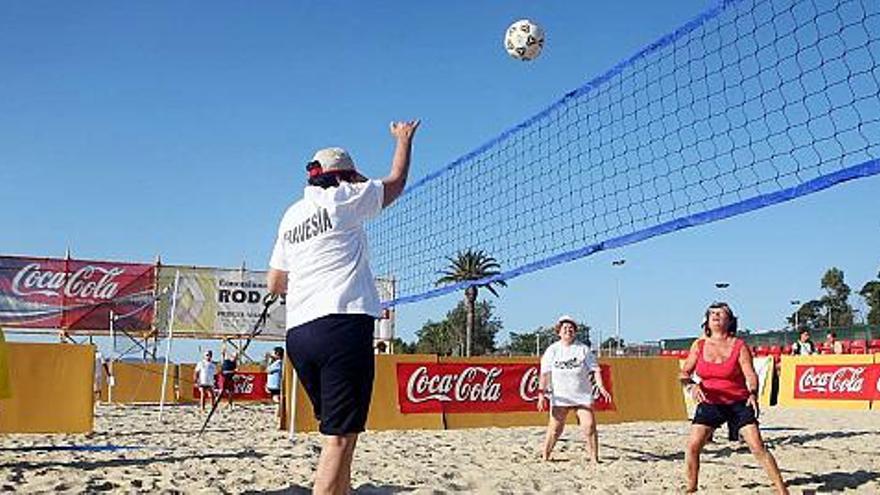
[266,346,284,417]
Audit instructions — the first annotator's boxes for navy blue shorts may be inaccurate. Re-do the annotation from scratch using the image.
[693,400,758,433]
[286,313,375,436]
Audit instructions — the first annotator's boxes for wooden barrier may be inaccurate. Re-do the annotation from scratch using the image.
[104,362,176,404]
[287,355,685,432]
[0,343,93,433]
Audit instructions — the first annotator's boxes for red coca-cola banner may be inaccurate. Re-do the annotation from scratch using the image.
[0,256,156,331]
[396,362,614,414]
[793,364,880,400]
[194,372,271,401]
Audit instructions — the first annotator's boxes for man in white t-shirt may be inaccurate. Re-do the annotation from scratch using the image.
[194,350,217,412]
[537,315,611,463]
[267,120,420,495]
[93,350,112,404]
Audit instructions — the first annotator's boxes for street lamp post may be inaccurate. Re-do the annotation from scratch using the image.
[790,300,801,346]
[612,259,626,356]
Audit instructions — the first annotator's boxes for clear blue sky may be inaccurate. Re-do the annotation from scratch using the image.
[2,1,878,359]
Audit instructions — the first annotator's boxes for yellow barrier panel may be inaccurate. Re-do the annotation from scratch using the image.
[178,363,197,403]
[0,343,93,433]
[366,354,444,431]
[106,362,176,404]
[777,354,874,410]
[286,356,686,432]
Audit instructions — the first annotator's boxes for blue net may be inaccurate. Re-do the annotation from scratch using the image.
[369,0,880,307]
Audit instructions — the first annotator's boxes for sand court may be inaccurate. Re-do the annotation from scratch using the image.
[1,404,877,493]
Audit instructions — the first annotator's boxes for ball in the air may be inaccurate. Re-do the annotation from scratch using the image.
[504,19,545,61]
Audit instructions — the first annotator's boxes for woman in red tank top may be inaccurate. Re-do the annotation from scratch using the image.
[679,302,787,494]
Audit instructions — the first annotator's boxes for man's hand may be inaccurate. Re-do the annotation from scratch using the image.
[390,120,420,141]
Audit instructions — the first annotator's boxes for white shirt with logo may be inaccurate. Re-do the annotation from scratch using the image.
[540,341,600,407]
[195,360,217,387]
[270,180,384,328]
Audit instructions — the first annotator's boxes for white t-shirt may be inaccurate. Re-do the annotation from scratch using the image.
[195,360,217,386]
[270,180,384,328]
[540,341,600,407]
[94,351,106,389]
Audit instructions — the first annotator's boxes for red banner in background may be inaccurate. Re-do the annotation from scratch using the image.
[0,256,155,331]
[396,362,614,414]
[194,372,271,401]
[793,364,880,400]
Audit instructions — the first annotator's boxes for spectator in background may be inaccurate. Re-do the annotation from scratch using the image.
[220,342,238,409]
[825,331,844,354]
[93,348,112,404]
[790,330,816,355]
[266,346,284,417]
[194,350,217,412]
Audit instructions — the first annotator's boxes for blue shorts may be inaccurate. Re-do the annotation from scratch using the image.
[286,314,375,436]
[692,400,758,432]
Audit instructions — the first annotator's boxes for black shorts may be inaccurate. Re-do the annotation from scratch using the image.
[693,400,758,432]
[286,313,375,436]
[267,388,281,396]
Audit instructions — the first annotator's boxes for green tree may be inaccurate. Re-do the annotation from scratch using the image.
[600,337,625,354]
[859,269,880,325]
[415,320,457,356]
[436,250,507,356]
[445,300,504,356]
[820,267,854,327]
[506,323,592,356]
[389,337,416,354]
[787,300,825,330]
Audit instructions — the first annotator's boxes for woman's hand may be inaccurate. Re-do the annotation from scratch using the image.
[747,393,760,418]
[390,120,420,142]
[537,393,547,412]
[596,386,612,403]
[688,384,707,403]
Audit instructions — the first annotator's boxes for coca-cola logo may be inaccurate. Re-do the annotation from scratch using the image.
[797,366,866,394]
[406,365,502,403]
[11,263,123,300]
[233,374,255,395]
[519,367,540,402]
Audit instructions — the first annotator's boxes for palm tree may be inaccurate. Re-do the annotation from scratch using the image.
[436,249,506,356]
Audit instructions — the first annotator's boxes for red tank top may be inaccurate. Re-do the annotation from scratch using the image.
[694,338,749,404]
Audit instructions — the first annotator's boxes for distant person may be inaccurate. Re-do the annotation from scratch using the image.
[680,302,787,494]
[374,341,388,354]
[537,315,611,463]
[93,348,112,404]
[266,347,284,417]
[790,330,816,355]
[825,331,844,354]
[194,350,217,412]
[220,344,238,409]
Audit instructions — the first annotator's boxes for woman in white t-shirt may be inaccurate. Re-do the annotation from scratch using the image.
[537,315,611,463]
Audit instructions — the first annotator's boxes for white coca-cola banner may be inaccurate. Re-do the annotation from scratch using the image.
[793,364,880,400]
[0,256,155,330]
[396,362,614,414]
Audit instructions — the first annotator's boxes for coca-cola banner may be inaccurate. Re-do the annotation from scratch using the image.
[397,362,614,414]
[154,266,287,338]
[793,364,880,400]
[192,371,271,401]
[0,256,155,331]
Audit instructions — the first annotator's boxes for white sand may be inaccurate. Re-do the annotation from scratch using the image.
[1,404,878,493]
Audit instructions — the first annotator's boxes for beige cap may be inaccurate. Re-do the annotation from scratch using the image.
[310,147,368,181]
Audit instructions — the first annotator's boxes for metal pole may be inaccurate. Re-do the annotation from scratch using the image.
[158,270,180,423]
[108,310,115,403]
[612,259,626,355]
[536,330,541,357]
